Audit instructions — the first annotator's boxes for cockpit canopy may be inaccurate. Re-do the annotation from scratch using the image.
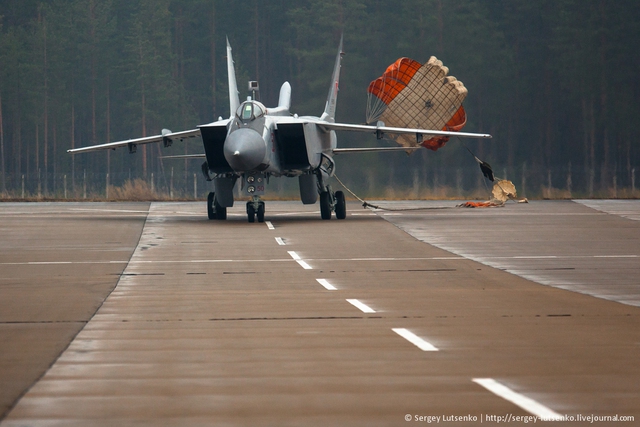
[236,101,266,122]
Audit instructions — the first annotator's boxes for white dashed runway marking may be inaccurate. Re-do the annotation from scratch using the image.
[473,378,563,420]
[392,328,438,352]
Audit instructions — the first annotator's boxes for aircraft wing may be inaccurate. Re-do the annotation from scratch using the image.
[67,128,203,154]
[159,154,207,159]
[332,146,423,154]
[319,122,492,141]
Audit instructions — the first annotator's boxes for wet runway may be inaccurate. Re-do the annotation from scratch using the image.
[380,199,640,306]
[0,200,638,425]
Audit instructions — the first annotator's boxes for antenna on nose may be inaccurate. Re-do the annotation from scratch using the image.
[248,81,260,101]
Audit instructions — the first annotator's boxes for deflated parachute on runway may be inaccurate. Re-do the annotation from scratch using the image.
[366,57,467,151]
[458,180,529,208]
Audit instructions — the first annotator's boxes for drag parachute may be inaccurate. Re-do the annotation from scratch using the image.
[366,57,467,151]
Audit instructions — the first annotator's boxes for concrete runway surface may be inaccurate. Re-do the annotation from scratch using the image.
[0,200,638,426]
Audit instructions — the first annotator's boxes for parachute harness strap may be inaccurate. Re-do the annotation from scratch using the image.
[333,175,454,212]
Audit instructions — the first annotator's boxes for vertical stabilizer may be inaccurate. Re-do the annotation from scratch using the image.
[227,37,240,119]
[278,82,292,111]
[321,35,344,123]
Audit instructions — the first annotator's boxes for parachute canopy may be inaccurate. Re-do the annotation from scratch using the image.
[366,57,467,151]
[457,180,528,208]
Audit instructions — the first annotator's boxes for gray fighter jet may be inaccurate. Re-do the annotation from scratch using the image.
[68,37,491,222]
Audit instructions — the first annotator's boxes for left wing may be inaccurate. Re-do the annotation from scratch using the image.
[319,122,491,141]
[67,128,203,154]
[333,146,422,154]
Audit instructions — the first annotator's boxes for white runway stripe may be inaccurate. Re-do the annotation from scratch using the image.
[288,251,312,270]
[473,378,563,420]
[346,299,375,313]
[392,328,438,351]
[316,279,337,290]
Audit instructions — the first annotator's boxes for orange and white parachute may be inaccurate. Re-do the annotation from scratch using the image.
[366,57,467,151]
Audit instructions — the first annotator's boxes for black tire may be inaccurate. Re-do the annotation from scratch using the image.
[320,191,332,220]
[247,204,256,223]
[216,207,227,220]
[207,192,215,220]
[335,191,346,219]
[257,203,265,223]
[215,199,227,220]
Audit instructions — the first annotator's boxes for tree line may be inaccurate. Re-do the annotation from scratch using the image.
[0,0,638,198]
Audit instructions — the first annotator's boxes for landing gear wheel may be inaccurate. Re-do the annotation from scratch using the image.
[215,203,227,220]
[247,203,256,223]
[207,192,227,220]
[320,191,332,220]
[257,203,265,223]
[207,192,216,220]
[335,191,346,219]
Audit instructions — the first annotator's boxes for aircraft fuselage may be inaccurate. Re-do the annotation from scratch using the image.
[198,97,339,220]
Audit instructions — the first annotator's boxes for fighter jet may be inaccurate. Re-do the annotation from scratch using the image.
[68,37,491,222]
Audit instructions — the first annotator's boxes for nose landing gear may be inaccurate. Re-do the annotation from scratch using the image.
[244,173,266,223]
[246,196,265,223]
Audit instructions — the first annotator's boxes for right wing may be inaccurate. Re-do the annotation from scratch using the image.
[70,38,240,155]
[159,154,207,159]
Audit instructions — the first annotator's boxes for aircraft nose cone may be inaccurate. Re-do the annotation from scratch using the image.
[224,128,266,171]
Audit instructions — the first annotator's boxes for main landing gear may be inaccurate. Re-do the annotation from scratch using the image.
[315,155,345,221]
[319,189,346,220]
[246,196,265,223]
[208,184,345,223]
[207,192,227,220]
[207,192,265,223]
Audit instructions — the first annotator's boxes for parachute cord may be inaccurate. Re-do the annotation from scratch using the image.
[452,138,526,204]
[366,92,387,125]
[454,137,497,182]
[333,174,455,212]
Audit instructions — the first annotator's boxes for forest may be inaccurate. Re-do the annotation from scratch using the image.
[0,0,639,199]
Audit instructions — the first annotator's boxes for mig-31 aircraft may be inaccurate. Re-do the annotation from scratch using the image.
[68,37,491,223]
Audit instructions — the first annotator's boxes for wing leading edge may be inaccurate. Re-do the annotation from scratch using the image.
[319,122,491,140]
[317,122,490,154]
[67,128,203,154]
[70,37,241,155]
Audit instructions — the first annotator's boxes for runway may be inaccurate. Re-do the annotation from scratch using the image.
[0,200,638,425]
